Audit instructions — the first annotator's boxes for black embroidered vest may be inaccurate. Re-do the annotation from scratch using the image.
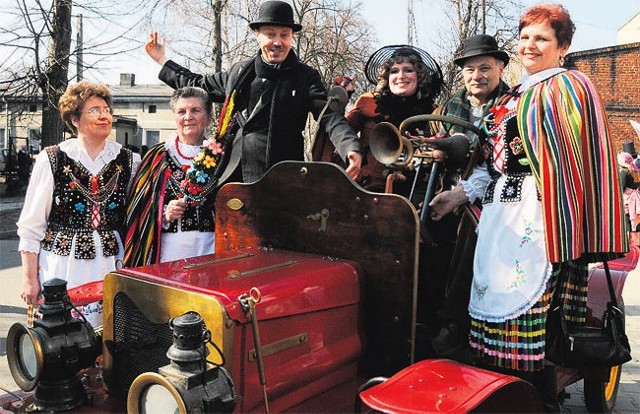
[162,154,215,233]
[482,115,538,205]
[41,146,133,259]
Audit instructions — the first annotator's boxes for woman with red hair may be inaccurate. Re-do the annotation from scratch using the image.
[464,4,626,409]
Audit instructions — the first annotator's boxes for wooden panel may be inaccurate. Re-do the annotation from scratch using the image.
[215,161,420,376]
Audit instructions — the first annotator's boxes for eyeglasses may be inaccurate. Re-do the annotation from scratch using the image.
[83,107,113,117]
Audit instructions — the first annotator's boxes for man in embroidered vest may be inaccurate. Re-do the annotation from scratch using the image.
[426,34,511,358]
[144,1,362,185]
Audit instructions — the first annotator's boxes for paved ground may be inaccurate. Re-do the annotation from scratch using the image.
[0,193,638,412]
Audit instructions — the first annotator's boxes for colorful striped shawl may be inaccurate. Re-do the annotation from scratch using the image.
[518,70,627,263]
[123,143,170,267]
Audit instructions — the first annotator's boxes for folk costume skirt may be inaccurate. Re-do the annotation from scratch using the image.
[469,259,588,372]
[468,172,588,371]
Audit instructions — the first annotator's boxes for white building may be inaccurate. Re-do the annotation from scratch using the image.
[617,11,640,46]
[0,73,175,156]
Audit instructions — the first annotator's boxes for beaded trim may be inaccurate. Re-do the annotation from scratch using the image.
[483,180,496,205]
[500,175,526,203]
[65,164,122,206]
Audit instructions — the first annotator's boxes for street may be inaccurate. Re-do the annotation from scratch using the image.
[0,200,639,412]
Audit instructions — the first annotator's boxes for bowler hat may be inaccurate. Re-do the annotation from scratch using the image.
[453,34,509,67]
[249,1,302,32]
[623,142,637,158]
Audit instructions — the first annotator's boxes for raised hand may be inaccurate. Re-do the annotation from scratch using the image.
[145,31,168,65]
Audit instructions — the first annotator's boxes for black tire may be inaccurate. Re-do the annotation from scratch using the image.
[584,364,622,413]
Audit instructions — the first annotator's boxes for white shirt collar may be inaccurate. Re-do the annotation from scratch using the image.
[58,138,124,176]
[518,68,566,92]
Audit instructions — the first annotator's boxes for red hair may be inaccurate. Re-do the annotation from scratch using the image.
[519,3,575,48]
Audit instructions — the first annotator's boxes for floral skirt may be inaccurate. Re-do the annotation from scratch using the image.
[469,259,588,371]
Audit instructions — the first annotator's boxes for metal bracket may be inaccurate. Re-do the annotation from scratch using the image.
[307,208,330,232]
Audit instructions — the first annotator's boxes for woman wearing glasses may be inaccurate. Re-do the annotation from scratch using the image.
[17,81,140,327]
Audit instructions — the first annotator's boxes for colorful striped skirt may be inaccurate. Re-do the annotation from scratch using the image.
[469,259,588,371]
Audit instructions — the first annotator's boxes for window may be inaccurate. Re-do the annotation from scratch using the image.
[29,104,38,112]
[148,105,157,114]
[146,130,160,147]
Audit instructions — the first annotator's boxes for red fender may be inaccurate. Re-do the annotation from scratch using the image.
[66,280,104,307]
[587,247,638,324]
[601,244,640,272]
[359,359,542,413]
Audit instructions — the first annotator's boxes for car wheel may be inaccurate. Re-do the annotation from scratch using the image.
[584,364,621,413]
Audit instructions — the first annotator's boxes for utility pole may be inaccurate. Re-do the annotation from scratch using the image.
[76,14,83,81]
[4,98,9,149]
[407,0,416,45]
[481,0,486,34]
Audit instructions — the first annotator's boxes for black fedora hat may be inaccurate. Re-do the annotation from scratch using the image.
[364,44,443,87]
[249,1,302,32]
[453,34,509,67]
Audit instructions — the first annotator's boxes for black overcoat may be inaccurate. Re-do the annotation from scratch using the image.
[159,50,361,183]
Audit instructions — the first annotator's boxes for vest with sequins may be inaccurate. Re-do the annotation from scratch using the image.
[162,154,215,233]
[41,146,134,259]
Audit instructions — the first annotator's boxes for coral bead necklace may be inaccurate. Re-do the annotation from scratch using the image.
[174,136,196,160]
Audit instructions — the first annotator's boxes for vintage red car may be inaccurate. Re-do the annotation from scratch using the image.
[1,160,633,413]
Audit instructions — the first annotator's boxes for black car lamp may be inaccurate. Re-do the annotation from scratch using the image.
[6,278,101,411]
[127,311,237,414]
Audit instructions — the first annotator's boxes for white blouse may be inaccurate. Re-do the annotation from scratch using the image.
[17,139,140,326]
[159,136,216,263]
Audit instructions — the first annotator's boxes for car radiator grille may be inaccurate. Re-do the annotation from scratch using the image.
[111,292,173,397]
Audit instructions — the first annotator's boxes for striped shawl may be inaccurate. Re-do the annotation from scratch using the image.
[518,70,627,263]
[123,144,171,267]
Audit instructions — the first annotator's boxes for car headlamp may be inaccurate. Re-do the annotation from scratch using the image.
[128,311,236,414]
[6,278,100,411]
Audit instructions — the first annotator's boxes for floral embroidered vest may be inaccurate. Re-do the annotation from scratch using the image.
[481,95,540,206]
[162,155,215,233]
[41,146,133,259]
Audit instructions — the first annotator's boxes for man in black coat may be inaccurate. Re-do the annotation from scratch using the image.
[145,0,362,184]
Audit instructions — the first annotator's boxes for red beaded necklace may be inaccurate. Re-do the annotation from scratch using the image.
[174,136,196,160]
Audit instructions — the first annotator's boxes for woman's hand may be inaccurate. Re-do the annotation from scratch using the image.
[164,199,188,222]
[145,32,168,66]
[20,252,40,306]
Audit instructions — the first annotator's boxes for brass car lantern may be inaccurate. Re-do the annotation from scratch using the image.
[6,278,100,411]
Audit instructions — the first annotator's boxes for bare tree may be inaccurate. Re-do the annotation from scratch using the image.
[39,0,72,147]
[141,0,373,90]
[0,0,158,146]
[430,0,522,103]
[293,0,374,89]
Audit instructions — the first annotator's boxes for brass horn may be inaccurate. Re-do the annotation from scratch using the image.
[370,114,481,169]
[369,122,414,167]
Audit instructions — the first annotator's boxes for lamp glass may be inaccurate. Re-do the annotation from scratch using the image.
[18,333,38,379]
[140,384,180,414]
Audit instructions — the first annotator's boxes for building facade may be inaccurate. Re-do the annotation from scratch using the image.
[110,73,175,152]
[0,73,176,157]
[564,42,640,152]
